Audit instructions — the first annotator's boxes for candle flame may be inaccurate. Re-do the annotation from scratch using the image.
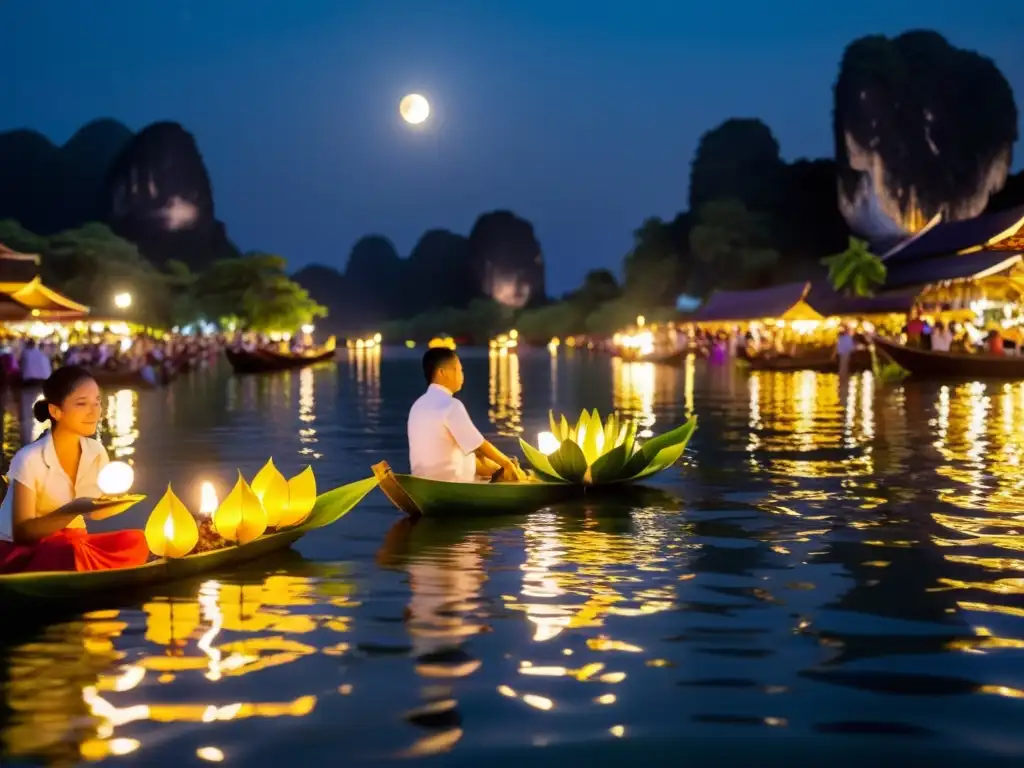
[163,514,174,540]
[537,431,560,455]
[199,482,218,517]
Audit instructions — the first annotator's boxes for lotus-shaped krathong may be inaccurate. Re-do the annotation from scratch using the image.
[518,409,696,485]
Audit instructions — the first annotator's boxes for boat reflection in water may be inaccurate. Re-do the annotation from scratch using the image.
[376,519,489,758]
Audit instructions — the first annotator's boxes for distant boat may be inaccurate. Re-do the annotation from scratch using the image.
[874,337,1024,380]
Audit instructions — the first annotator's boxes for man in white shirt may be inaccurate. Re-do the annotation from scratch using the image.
[408,348,522,483]
[19,340,52,384]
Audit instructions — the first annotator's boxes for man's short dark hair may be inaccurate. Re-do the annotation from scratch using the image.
[422,347,458,384]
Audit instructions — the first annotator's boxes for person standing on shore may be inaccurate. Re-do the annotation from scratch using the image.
[836,325,855,377]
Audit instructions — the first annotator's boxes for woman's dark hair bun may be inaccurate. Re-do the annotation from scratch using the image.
[32,398,51,424]
[35,365,96,424]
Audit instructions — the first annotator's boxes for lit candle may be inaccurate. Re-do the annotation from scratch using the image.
[199,482,219,517]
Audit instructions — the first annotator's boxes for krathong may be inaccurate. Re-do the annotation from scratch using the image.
[141,459,319,559]
[519,409,697,485]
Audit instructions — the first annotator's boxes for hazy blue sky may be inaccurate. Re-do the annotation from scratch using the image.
[2,0,1022,292]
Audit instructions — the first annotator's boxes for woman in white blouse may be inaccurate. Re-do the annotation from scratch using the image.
[0,366,148,573]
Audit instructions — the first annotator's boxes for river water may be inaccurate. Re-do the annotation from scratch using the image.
[1,347,1023,765]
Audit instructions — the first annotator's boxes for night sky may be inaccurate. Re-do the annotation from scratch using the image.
[2,1,1023,293]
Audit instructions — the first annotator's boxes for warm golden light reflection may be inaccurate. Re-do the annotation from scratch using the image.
[104,388,138,459]
[347,343,381,425]
[0,614,126,764]
[488,346,523,436]
[39,572,355,756]
[503,510,682,718]
[743,371,877,484]
[611,358,656,437]
[297,365,319,458]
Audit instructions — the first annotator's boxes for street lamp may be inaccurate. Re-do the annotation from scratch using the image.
[114,292,132,310]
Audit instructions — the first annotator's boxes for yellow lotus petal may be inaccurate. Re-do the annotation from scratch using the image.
[251,458,289,528]
[615,422,628,447]
[559,414,570,441]
[581,409,601,465]
[145,485,199,558]
[603,413,618,454]
[279,466,316,528]
[214,471,268,544]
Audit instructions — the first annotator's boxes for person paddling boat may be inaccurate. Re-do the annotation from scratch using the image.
[408,348,525,483]
[0,366,149,573]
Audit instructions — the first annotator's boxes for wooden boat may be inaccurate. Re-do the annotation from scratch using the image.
[225,346,336,374]
[0,476,378,603]
[874,337,1024,380]
[371,461,688,518]
[87,367,177,388]
[746,348,873,373]
[372,461,579,517]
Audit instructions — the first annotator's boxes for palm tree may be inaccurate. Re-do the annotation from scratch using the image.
[820,236,886,297]
[821,237,906,383]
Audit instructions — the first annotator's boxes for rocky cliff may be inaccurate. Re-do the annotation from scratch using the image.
[0,119,133,236]
[0,119,240,270]
[106,121,240,269]
[834,30,1018,239]
[468,210,545,308]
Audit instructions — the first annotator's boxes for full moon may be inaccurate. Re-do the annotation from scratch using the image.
[399,93,430,125]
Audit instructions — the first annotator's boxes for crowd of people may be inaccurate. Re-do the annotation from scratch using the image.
[904,312,1023,355]
[0,332,225,389]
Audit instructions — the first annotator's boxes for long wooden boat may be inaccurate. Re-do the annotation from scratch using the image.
[225,346,336,374]
[372,461,579,517]
[0,476,379,603]
[371,461,687,518]
[746,348,872,373]
[874,337,1024,380]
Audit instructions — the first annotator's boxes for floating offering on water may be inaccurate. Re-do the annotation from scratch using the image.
[142,459,318,558]
[519,409,697,485]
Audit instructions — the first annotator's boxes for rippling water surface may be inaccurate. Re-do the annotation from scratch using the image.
[2,348,1024,765]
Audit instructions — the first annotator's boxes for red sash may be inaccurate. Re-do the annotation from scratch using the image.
[0,528,149,574]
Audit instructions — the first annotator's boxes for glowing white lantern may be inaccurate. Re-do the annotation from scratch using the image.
[98,461,134,496]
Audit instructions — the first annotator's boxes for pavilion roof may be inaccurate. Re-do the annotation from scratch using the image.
[690,282,823,324]
[805,280,919,317]
[882,249,1022,291]
[882,205,1024,263]
[0,277,89,320]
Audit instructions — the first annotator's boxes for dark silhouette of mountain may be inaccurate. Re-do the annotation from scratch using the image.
[468,210,546,308]
[0,118,240,272]
[292,216,548,334]
[834,30,1018,239]
[0,119,133,235]
[106,121,241,270]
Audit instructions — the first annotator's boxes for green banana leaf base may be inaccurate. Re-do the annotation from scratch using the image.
[0,475,379,603]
